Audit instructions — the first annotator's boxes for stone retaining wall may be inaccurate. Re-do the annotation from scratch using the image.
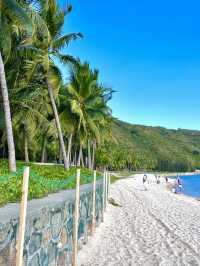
[0,180,103,265]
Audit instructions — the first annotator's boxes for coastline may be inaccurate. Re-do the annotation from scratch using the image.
[146,173,200,202]
[78,174,200,266]
[164,176,200,202]
[167,171,200,177]
[165,174,200,201]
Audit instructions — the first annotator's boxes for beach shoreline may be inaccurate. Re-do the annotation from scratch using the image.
[78,174,200,266]
[164,174,200,201]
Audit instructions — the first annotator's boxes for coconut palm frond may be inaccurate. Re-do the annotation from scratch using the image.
[52,33,83,51]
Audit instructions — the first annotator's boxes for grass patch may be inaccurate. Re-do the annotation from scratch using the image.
[0,160,102,206]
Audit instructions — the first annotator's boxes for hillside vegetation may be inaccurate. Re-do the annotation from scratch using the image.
[96,120,200,172]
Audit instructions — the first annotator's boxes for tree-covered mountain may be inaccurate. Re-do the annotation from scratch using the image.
[96,119,200,172]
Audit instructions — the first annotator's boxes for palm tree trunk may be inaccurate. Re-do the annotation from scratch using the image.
[75,149,77,166]
[59,145,62,164]
[69,146,72,165]
[72,149,77,166]
[91,141,96,169]
[24,134,29,163]
[0,52,16,172]
[87,140,92,169]
[67,133,73,167]
[41,136,47,163]
[80,150,84,167]
[77,143,82,167]
[46,79,68,169]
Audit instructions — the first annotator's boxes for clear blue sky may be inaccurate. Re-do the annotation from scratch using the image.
[58,0,200,130]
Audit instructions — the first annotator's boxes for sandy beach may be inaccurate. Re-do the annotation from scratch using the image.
[78,175,200,266]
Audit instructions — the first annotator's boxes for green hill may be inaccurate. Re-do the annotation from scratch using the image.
[96,120,200,172]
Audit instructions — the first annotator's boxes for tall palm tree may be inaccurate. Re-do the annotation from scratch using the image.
[28,0,82,169]
[66,62,113,169]
[3,0,81,170]
[0,0,33,171]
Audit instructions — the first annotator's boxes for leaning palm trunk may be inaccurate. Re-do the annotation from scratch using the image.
[67,133,73,167]
[59,145,62,164]
[46,79,68,169]
[24,133,29,163]
[41,136,47,163]
[0,52,16,172]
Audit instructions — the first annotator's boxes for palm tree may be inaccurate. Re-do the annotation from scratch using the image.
[3,0,81,169]
[11,78,50,162]
[0,0,33,171]
[27,0,82,169]
[66,62,113,169]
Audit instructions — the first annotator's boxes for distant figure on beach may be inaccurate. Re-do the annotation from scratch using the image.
[172,177,182,194]
[177,177,182,193]
[177,177,181,186]
[143,174,148,191]
[156,175,160,184]
[165,176,168,183]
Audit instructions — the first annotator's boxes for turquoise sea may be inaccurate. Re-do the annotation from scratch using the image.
[178,174,200,198]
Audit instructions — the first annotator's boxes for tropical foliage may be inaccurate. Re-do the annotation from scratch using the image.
[0,160,103,206]
[0,0,113,172]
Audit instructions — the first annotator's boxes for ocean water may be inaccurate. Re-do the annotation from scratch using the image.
[178,174,200,198]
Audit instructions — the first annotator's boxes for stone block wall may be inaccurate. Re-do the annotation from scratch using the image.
[0,181,103,265]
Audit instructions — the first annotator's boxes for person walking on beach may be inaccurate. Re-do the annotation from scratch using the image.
[165,175,168,183]
[177,177,182,193]
[143,174,148,191]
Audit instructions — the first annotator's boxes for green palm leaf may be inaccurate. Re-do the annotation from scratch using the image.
[52,33,83,50]
[2,0,33,34]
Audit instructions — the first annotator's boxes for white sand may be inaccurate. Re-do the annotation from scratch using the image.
[78,174,200,266]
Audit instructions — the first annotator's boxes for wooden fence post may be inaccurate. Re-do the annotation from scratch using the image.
[72,169,80,266]
[16,167,30,266]
[105,171,108,210]
[102,171,105,222]
[108,172,111,196]
[91,170,96,235]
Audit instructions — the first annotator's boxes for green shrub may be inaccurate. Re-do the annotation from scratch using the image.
[0,160,102,206]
